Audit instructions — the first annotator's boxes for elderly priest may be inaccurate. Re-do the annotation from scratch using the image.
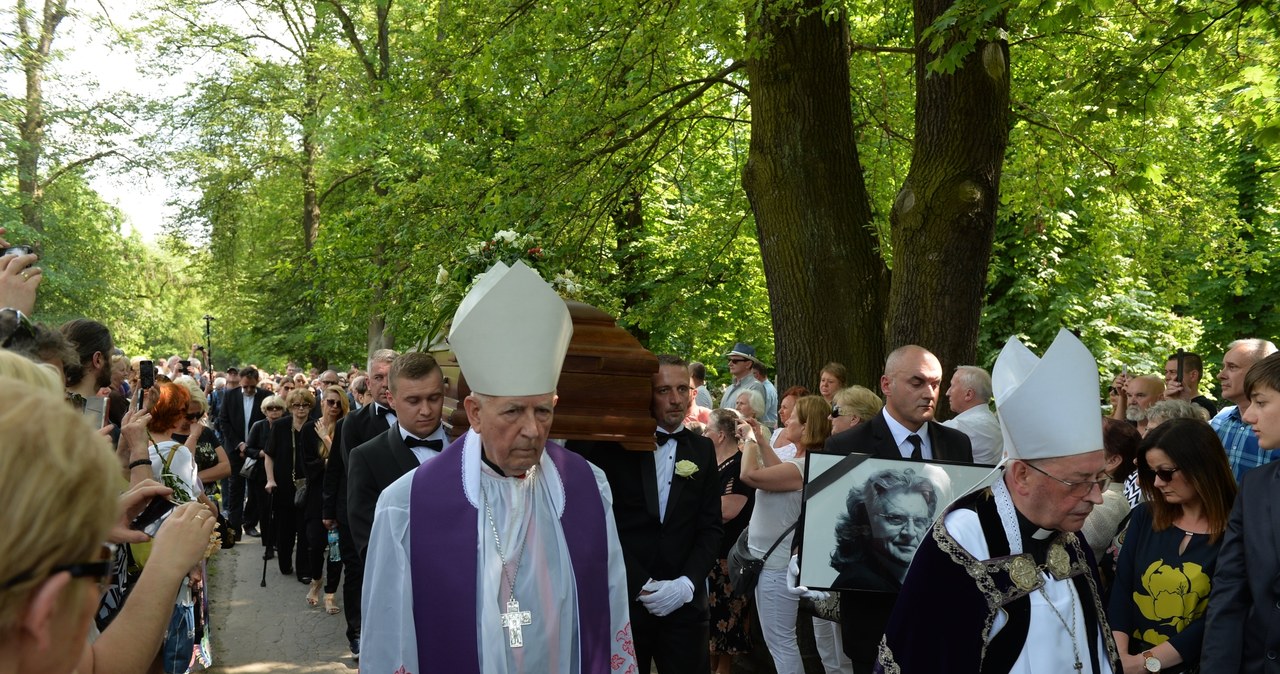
[360,261,635,674]
[877,329,1121,673]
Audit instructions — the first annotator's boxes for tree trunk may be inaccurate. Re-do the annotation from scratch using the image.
[742,1,888,391]
[886,0,1010,394]
[611,190,652,346]
[15,0,68,234]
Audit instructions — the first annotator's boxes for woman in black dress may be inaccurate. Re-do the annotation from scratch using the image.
[264,388,321,585]
[704,408,755,674]
[307,385,349,613]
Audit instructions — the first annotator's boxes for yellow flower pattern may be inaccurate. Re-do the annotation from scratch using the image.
[1132,559,1211,645]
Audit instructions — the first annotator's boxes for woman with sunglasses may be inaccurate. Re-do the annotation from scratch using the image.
[829,385,883,436]
[1107,417,1236,674]
[264,388,320,586]
[141,381,221,674]
[244,395,286,549]
[0,377,217,674]
[171,378,230,516]
[305,385,349,614]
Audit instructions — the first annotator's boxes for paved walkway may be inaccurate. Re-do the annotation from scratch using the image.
[205,533,356,674]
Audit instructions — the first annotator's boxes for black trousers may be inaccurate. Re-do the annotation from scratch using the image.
[339,518,361,643]
[227,471,249,529]
[272,487,308,576]
[305,518,343,593]
[248,478,273,541]
[630,596,710,674]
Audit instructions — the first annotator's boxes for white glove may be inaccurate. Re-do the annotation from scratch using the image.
[638,576,695,617]
[787,554,830,602]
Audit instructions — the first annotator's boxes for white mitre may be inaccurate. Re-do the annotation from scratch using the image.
[992,328,1104,460]
[448,260,573,396]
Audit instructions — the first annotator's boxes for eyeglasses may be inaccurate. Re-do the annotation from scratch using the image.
[290,403,311,410]
[829,406,843,418]
[1025,461,1111,496]
[324,399,340,407]
[184,412,202,422]
[876,512,932,530]
[1144,466,1182,483]
[1,543,115,594]
[264,406,284,412]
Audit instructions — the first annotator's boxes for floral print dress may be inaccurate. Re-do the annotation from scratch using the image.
[708,451,755,655]
[1106,502,1220,672]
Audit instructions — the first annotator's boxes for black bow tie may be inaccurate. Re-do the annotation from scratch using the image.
[404,436,443,451]
[656,429,690,445]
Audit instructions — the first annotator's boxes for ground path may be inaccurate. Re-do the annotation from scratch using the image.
[205,533,355,674]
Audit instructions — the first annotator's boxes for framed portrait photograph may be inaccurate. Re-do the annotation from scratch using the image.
[796,453,1000,592]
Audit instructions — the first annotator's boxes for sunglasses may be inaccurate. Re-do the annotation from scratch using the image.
[0,307,36,348]
[290,403,311,410]
[1144,466,1182,483]
[1108,386,1122,395]
[1,543,116,594]
[184,412,202,422]
[264,406,284,412]
[829,405,843,418]
[324,399,341,407]
[728,358,751,364]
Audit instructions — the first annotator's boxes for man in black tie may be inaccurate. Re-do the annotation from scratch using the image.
[346,351,447,559]
[583,354,722,674]
[823,344,974,672]
[326,347,398,659]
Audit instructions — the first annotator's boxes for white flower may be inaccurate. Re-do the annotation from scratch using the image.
[466,241,482,255]
[552,271,580,295]
[493,229,519,244]
[435,265,449,285]
[674,460,699,479]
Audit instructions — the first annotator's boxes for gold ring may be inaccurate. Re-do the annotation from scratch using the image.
[20,270,29,280]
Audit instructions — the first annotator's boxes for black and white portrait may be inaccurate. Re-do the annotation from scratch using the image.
[798,454,997,591]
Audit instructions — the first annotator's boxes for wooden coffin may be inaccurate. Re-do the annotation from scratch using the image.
[432,301,658,452]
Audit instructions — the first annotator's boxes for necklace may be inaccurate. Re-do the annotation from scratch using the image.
[1039,584,1084,672]
[483,483,533,648]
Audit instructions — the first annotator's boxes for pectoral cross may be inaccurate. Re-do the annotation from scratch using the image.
[499,598,532,648]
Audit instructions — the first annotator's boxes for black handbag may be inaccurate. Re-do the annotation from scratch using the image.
[239,456,259,480]
[727,522,797,597]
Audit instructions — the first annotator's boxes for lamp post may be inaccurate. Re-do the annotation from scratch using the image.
[203,314,214,373]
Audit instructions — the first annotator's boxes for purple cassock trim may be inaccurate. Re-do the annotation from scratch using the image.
[409,437,610,674]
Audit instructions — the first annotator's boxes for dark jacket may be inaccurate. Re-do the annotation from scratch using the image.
[218,387,271,467]
[346,423,427,559]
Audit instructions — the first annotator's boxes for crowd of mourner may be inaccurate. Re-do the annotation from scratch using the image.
[4,232,1280,674]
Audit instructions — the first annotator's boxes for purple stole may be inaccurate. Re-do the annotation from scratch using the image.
[408,437,611,673]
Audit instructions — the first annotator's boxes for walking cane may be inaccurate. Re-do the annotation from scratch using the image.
[260,488,273,588]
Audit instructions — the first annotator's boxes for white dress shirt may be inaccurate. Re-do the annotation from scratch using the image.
[881,409,934,460]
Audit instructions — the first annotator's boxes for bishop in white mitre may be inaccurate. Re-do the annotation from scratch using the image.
[361,261,636,674]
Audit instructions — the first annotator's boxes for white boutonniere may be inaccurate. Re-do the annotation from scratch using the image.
[674,460,699,479]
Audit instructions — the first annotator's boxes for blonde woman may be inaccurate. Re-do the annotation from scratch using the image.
[740,395,832,674]
[308,385,349,613]
[0,378,216,674]
[829,385,884,435]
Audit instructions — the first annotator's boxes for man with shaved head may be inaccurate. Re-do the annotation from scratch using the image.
[824,344,975,670]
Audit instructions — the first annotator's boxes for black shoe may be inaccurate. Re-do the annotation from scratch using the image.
[350,638,360,658]
[265,547,275,560]
[297,575,313,584]
[233,527,243,543]
[244,526,261,538]
[280,565,293,575]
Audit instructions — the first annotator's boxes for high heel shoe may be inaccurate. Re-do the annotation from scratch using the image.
[306,580,322,607]
[324,593,340,615]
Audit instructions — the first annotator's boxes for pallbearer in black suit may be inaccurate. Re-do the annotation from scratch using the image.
[587,355,723,674]
[218,367,271,538]
[822,345,975,672]
[347,351,448,559]
[326,347,397,660]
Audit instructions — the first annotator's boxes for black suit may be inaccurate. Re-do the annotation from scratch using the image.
[1202,461,1280,674]
[824,409,975,671]
[330,402,392,647]
[577,433,723,674]
[347,423,437,559]
[217,387,271,529]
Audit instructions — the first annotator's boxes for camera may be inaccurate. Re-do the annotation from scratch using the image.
[2,245,34,257]
[129,497,179,538]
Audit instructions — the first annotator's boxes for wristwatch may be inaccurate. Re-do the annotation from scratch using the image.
[1142,650,1161,672]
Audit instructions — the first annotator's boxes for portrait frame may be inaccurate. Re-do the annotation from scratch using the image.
[797,452,999,592]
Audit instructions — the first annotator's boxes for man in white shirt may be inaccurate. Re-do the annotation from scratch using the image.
[941,365,1004,465]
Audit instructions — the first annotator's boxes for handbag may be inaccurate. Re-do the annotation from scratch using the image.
[727,522,797,598]
[801,593,842,623]
[239,456,259,480]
